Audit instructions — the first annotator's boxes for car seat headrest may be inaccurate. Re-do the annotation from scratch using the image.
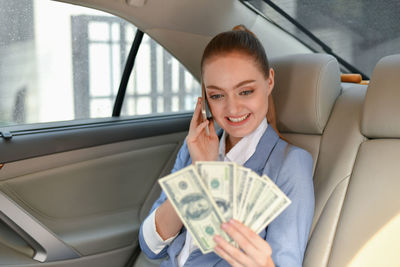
[362,54,400,138]
[271,54,341,135]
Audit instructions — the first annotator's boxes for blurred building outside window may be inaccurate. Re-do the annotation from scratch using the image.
[0,0,200,127]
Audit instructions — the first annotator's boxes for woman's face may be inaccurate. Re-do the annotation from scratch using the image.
[203,52,274,141]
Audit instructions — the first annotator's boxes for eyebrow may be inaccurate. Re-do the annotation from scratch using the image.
[206,79,256,91]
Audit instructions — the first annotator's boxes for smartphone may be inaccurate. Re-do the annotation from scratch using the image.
[201,84,212,136]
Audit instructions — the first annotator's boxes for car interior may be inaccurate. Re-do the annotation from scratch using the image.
[0,0,399,267]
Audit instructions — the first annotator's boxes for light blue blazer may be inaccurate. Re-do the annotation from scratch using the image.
[139,126,314,266]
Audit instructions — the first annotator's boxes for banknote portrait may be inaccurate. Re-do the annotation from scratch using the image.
[180,193,211,220]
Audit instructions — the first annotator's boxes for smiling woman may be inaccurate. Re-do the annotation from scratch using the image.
[203,52,273,149]
[139,26,314,267]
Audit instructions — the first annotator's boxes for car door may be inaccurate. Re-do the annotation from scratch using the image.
[0,1,199,266]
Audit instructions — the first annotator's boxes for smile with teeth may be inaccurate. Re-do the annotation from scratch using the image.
[227,113,250,122]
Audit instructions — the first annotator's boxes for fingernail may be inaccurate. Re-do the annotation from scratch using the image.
[221,223,229,230]
[229,219,236,225]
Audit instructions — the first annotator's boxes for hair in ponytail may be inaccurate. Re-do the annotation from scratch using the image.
[201,25,270,79]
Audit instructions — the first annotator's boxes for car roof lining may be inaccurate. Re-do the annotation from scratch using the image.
[55,0,311,80]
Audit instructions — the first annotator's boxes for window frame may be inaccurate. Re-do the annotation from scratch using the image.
[0,1,202,140]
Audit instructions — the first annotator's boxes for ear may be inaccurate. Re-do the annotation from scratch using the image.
[267,68,275,96]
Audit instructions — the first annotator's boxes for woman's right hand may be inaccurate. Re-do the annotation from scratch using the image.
[186,97,219,162]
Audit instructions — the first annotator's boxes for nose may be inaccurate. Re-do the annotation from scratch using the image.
[226,95,241,115]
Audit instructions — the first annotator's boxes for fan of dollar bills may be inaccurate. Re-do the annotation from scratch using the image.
[158,161,291,254]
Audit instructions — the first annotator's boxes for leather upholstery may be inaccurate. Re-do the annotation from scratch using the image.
[362,54,400,138]
[327,54,400,266]
[303,83,366,267]
[327,140,400,266]
[271,53,341,135]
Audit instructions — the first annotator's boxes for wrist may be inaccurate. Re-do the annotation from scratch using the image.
[155,200,183,240]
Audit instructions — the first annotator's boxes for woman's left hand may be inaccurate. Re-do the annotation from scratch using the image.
[213,219,275,267]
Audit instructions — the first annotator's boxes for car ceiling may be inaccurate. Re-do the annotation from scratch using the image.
[55,0,311,79]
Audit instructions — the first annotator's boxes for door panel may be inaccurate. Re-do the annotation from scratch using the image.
[0,116,189,266]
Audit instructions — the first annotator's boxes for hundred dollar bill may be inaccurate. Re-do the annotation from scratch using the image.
[237,171,257,222]
[158,165,232,253]
[234,166,250,219]
[242,176,269,226]
[195,161,235,221]
[250,175,291,233]
[254,196,291,234]
[246,183,280,232]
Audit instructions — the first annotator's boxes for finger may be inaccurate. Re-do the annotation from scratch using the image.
[227,220,272,255]
[193,120,209,137]
[187,120,209,143]
[214,245,244,267]
[221,221,260,259]
[189,97,203,131]
[214,235,250,267]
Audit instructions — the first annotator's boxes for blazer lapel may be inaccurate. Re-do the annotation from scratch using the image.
[244,126,280,176]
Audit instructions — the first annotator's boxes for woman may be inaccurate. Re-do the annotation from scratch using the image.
[139,26,314,267]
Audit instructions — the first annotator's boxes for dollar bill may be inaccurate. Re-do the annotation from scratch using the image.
[246,183,280,232]
[158,165,232,253]
[237,171,257,222]
[254,196,291,234]
[234,166,250,219]
[242,176,269,226]
[158,163,291,252]
[250,175,292,233]
[195,161,235,221]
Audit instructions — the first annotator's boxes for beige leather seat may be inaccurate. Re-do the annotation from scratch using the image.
[272,54,368,267]
[271,53,341,172]
[303,83,367,265]
[324,54,400,266]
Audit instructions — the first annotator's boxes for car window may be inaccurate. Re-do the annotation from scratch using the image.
[245,0,400,77]
[0,0,200,127]
[121,33,201,116]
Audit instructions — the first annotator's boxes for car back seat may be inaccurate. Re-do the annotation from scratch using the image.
[271,53,341,173]
[324,54,400,266]
[303,81,367,267]
[271,54,368,267]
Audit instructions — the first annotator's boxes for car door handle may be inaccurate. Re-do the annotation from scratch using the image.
[0,191,80,262]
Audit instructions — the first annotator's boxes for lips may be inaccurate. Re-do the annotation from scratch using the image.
[225,113,251,126]
[228,114,249,122]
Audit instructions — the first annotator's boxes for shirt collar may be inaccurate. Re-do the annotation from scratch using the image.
[218,118,268,165]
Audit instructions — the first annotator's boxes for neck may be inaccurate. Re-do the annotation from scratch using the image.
[225,135,242,154]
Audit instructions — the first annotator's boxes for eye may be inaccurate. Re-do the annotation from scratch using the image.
[240,89,254,96]
[209,94,223,100]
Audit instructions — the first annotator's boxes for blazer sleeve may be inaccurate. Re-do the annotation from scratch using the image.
[139,139,191,259]
[265,146,315,267]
